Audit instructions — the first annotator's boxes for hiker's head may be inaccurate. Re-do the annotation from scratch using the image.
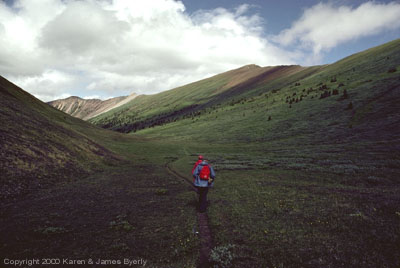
[198,155,203,160]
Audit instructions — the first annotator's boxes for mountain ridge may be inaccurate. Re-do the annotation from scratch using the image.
[48,93,138,120]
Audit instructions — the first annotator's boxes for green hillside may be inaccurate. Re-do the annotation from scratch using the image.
[91,39,400,145]
[140,39,400,144]
[89,64,316,132]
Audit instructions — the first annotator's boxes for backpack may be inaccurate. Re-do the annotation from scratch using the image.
[192,160,202,174]
[199,164,210,180]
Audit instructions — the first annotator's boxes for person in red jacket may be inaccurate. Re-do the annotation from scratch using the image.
[192,156,215,213]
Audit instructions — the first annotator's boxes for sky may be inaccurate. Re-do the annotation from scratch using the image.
[0,0,399,101]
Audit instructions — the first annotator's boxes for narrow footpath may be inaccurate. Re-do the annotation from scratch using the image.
[165,161,214,268]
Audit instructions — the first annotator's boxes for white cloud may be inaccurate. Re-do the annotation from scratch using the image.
[0,0,65,76]
[274,1,400,56]
[40,1,129,55]
[83,95,103,100]
[11,70,77,102]
[0,0,296,101]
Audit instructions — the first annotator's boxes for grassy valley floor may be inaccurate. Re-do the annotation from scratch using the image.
[1,133,399,267]
[165,140,400,267]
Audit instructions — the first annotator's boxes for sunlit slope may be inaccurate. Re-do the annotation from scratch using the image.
[134,39,400,146]
[0,76,120,200]
[89,64,314,132]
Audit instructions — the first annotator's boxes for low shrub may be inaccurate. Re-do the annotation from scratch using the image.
[210,244,236,268]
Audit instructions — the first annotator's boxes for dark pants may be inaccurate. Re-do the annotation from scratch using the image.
[197,187,209,213]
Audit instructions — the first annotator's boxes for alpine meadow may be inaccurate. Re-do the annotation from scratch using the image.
[1,35,400,268]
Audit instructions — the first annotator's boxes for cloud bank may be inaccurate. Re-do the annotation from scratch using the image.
[274,1,400,58]
[0,0,399,101]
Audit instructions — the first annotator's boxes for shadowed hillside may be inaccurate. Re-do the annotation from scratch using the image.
[0,76,121,201]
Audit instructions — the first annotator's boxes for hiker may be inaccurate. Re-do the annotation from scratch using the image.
[192,156,215,213]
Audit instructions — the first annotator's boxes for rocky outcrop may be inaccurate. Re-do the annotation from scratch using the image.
[48,93,138,120]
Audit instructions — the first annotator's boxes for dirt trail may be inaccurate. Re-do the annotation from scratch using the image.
[165,162,197,191]
[165,161,214,268]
